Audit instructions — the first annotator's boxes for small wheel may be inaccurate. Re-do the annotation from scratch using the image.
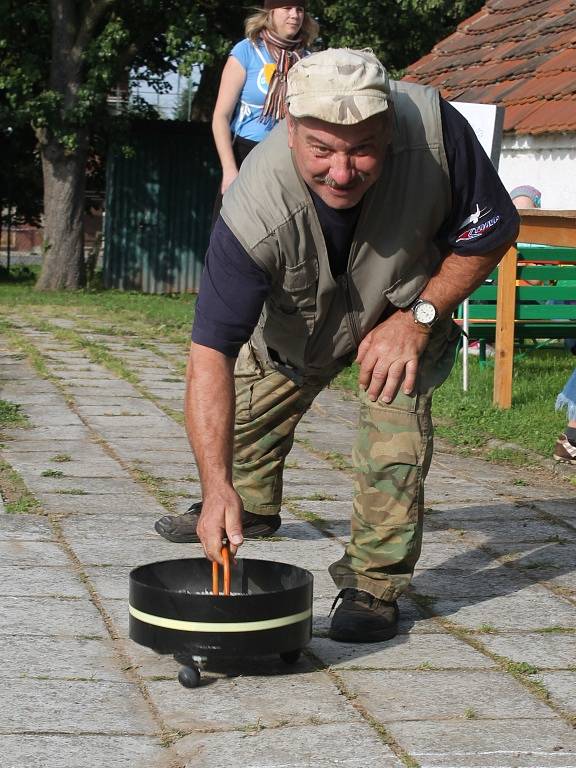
[280,649,302,665]
[178,665,201,688]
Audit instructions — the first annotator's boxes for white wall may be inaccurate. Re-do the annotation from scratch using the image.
[498,133,576,210]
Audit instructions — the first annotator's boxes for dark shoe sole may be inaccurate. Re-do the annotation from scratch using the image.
[328,624,398,643]
[154,513,281,544]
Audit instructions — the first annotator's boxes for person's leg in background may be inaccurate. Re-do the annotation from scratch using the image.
[211,137,258,229]
[554,367,576,465]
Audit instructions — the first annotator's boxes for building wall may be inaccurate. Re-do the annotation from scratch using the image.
[498,133,576,210]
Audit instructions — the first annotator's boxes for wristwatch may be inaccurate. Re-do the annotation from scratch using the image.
[411,298,439,328]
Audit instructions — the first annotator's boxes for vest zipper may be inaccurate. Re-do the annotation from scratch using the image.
[338,273,362,350]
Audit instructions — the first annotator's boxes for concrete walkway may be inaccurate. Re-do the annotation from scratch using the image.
[0,309,575,768]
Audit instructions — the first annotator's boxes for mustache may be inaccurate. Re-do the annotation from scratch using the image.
[313,171,368,190]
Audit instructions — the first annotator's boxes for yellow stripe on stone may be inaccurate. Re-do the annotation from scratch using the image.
[129,604,311,633]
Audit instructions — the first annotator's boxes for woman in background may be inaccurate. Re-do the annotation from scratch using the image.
[211,2,318,205]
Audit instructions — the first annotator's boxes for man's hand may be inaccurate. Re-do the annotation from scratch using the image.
[356,311,431,403]
[196,485,244,563]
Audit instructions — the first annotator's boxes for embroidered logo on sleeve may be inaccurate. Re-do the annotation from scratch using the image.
[456,214,501,242]
[459,204,491,230]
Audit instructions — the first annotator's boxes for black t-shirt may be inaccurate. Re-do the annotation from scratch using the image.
[192,99,520,357]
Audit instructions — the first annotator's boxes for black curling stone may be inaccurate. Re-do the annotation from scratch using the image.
[129,557,313,658]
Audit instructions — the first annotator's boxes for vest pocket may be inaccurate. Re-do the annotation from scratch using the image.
[273,259,318,314]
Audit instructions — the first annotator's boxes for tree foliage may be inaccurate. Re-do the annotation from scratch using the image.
[0,0,483,289]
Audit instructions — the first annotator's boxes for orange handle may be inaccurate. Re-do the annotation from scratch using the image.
[211,544,231,596]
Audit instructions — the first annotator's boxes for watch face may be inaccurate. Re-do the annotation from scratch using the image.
[415,301,437,325]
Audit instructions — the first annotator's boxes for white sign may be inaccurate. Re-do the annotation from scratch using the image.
[450,100,505,168]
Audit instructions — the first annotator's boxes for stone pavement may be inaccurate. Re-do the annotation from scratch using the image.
[0,310,575,768]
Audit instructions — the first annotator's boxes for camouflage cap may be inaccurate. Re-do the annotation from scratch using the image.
[286,48,390,125]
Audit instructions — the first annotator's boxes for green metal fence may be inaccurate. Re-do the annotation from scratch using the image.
[103,120,220,293]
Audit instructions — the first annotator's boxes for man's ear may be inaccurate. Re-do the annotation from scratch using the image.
[287,113,296,149]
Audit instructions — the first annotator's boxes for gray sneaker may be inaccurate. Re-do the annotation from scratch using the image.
[154,501,281,543]
[328,589,399,643]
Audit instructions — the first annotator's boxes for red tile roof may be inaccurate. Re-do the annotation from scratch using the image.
[403,0,576,134]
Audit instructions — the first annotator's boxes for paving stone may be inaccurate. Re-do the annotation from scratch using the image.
[104,437,191,454]
[84,566,131,600]
[0,566,86,598]
[0,635,129,681]
[0,392,64,406]
[17,408,84,427]
[385,719,576,768]
[542,571,576,594]
[535,498,576,519]
[415,542,496,570]
[7,457,127,479]
[1,440,105,457]
[275,517,338,541]
[283,480,353,503]
[0,678,156,734]
[24,476,149,495]
[411,565,533,598]
[481,633,576,669]
[175,722,403,768]
[64,535,183,567]
[425,501,549,521]
[75,402,164,418]
[65,391,151,405]
[310,633,496,670]
[157,480,198,497]
[102,598,134,639]
[61,513,164,539]
[0,596,106,637]
[0,381,56,397]
[539,671,576,712]
[431,590,576,631]
[485,542,576,572]
[146,667,359,731]
[425,479,502,504]
[83,413,182,431]
[65,382,140,397]
[2,425,90,442]
[0,514,53,540]
[0,540,70,566]
[338,669,557,721]
[38,492,167,516]
[441,516,576,545]
[73,394,163,407]
[139,381,184,392]
[135,463,198,480]
[117,637,198,679]
[239,538,345,570]
[129,451,196,466]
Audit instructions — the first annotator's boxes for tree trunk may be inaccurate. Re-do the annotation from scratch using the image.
[190,58,226,122]
[35,130,88,290]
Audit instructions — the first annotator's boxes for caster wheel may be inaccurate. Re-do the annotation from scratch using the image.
[280,649,301,665]
[178,665,201,688]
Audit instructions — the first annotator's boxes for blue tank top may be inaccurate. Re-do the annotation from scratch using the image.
[229,39,276,143]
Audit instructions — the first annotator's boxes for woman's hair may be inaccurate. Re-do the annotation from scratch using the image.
[245,8,319,48]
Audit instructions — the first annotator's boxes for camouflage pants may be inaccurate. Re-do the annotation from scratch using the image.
[233,321,460,600]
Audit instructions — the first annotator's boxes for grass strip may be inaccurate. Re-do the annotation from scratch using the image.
[0,459,43,514]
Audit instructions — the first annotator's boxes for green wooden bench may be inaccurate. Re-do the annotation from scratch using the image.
[456,243,576,361]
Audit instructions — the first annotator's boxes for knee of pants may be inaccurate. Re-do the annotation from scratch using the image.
[354,390,433,474]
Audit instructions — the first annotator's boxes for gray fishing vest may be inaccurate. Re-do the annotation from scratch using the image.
[221,80,452,376]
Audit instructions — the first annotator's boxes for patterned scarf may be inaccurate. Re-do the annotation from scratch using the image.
[260,29,304,122]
